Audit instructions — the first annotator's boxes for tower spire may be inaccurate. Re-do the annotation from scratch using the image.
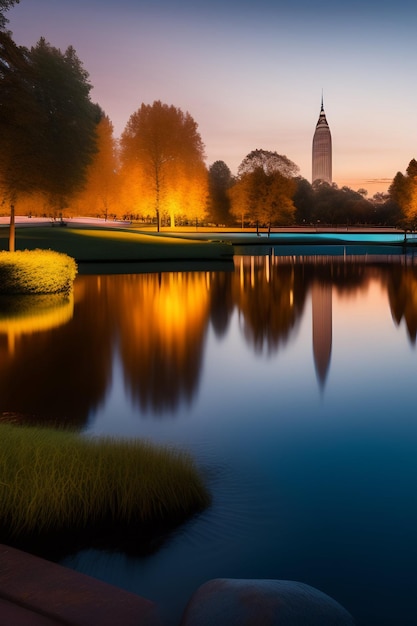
[312,93,332,184]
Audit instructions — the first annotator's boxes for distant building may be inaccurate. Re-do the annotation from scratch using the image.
[312,97,332,184]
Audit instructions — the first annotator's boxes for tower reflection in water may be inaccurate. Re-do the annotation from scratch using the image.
[1,254,417,425]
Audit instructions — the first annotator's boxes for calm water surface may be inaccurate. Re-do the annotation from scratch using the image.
[1,251,417,626]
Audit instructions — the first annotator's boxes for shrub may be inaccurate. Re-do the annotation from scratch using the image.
[0,424,210,552]
[0,249,77,295]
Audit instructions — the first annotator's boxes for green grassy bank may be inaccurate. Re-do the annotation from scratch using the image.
[0,249,77,295]
[0,225,233,263]
[0,423,210,554]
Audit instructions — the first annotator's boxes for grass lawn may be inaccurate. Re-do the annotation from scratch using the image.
[0,225,233,263]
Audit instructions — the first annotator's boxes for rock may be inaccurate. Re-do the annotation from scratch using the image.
[180,578,355,626]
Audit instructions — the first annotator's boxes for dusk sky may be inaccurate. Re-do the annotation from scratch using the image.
[7,0,417,194]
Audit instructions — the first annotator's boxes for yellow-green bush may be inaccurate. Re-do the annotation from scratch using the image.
[0,249,77,295]
[0,424,210,544]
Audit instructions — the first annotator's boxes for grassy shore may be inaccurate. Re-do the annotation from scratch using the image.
[0,225,233,263]
[0,249,77,295]
[0,423,210,554]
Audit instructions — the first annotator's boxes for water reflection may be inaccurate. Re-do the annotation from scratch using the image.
[312,282,332,388]
[385,265,417,343]
[0,293,74,355]
[0,280,112,426]
[117,272,210,413]
[1,255,417,425]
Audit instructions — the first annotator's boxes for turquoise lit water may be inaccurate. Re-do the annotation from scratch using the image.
[1,252,416,625]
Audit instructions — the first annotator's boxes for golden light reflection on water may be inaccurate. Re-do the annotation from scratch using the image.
[1,256,417,425]
[0,294,74,356]
[117,271,210,413]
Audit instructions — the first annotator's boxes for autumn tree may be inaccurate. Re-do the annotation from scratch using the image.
[206,160,233,225]
[119,100,207,229]
[230,150,298,232]
[389,159,417,229]
[71,112,119,218]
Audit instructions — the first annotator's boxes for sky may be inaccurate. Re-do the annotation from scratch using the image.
[6,0,417,194]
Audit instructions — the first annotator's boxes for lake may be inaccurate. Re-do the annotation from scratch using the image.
[1,247,417,626]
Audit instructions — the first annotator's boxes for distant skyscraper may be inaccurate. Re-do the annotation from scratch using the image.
[312,96,332,184]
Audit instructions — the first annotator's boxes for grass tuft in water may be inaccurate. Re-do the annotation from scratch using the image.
[0,249,77,295]
[0,424,210,549]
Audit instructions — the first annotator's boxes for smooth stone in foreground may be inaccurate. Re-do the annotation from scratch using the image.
[180,578,356,626]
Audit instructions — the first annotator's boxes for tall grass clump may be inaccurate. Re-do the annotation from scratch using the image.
[0,424,210,550]
[0,249,77,295]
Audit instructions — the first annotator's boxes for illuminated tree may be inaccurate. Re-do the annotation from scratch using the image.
[207,160,233,225]
[119,100,206,229]
[389,159,417,229]
[230,167,296,233]
[70,112,119,218]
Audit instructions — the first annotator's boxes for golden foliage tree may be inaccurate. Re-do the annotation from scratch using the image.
[389,159,417,229]
[230,168,296,232]
[119,100,207,229]
[70,113,119,218]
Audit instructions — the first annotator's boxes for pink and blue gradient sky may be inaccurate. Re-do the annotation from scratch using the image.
[7,0,417,194]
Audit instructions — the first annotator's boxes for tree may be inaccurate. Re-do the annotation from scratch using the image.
[0,31,43,249]
[29,38,99,212]
[230,149,298,232]
[0,0,19,31]
[120,100,207,229]
[230,167,296,233]
[0,34,99,248]
[389,159,417,229]
[293,177,315,224]
[70,112,119,219]
[206,160,233,225]
[237,149,299,178]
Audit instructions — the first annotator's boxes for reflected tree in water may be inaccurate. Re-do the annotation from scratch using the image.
[0,277,114,426]
[386,265,417,344]
[116,272,210,414]
[233,255,307,355]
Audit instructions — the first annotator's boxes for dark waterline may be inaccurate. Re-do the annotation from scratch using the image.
[1,252,417,625]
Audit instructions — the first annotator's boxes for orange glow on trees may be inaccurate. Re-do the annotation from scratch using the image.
[119,101,207,229]
[230,149,298,231]
[70,113,119,219]
[230,168,296,231]
[389,159,417,229]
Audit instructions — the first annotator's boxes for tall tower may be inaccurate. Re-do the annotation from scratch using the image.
[312,95,332,184]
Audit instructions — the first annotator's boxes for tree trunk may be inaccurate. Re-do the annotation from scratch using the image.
[9,204,15,252]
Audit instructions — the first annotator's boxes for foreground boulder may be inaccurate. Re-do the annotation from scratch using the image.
[181,578,355,626]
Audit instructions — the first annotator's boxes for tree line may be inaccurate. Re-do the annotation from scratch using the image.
[1,1,416,232]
